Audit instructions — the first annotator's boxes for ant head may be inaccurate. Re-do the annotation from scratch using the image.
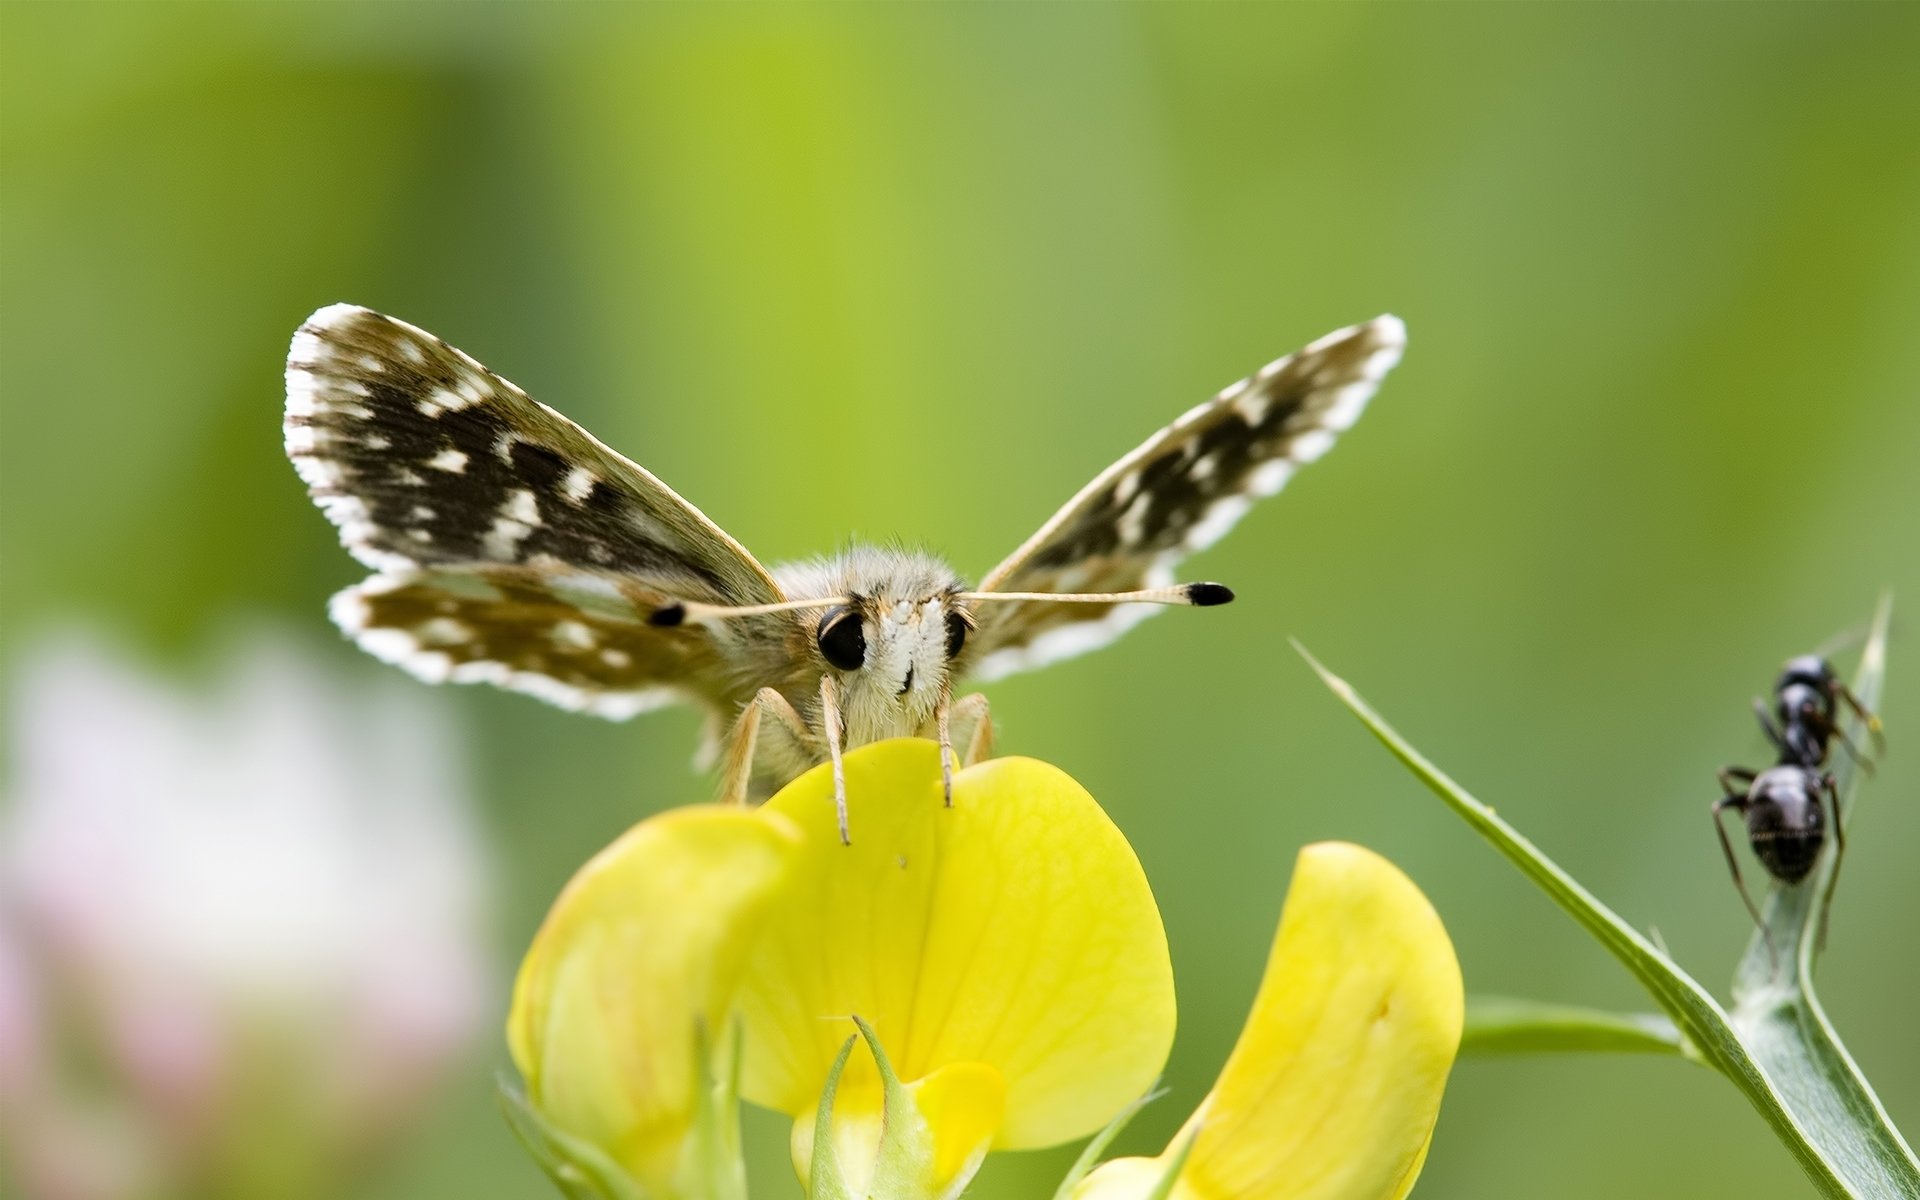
[1777,655,1837,695]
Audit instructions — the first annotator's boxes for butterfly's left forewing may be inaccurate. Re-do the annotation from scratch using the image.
[285,304,779,719]
[967,316,1404,681]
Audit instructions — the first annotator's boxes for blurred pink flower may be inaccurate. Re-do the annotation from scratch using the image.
[0,630,491,1200]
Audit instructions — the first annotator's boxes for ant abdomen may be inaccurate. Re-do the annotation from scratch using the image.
[1742,766,1826,884]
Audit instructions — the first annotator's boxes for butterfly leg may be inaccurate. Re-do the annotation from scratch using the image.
[931,691,995,806]
[717,688,814,808]
[818,674,850,844]
[948,692,995,767]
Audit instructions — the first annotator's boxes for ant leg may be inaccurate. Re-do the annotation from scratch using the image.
[1752,698,1789,758]
[1827,720,1877,777]
[1833,682,1886,753]
[1712,795,1774,967]
[1817,772,1845,953]
[1718,765,1758,796]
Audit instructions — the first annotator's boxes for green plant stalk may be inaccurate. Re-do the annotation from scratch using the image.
[1050,1086,1167,1200]
[1299,597,1917,1199]
[1461,997,1688,1059]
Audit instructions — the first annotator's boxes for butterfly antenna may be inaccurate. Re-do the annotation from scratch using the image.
[956,582,1234,608]
[651,596,852,627]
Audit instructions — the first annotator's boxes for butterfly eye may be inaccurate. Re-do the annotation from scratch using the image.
[945,611,970,660]
[817,607,866,671]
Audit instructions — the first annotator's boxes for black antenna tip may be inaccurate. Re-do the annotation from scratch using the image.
[1187,582,1235,607]
[649,603,687,627]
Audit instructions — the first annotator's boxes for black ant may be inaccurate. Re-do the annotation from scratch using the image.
[1711,655,1881,952]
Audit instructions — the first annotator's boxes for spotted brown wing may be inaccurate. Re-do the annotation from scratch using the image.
[966,316,1405,682]
[329,565,737,720]
[285,303,781,717]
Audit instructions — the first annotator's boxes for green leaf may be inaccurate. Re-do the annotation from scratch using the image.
[856,1014,939,1200]
[497,1076,646,1200]
[1050,1085,1167,1200]
[808,1036,860,1200]
[1299,601,1919,1200]
[1461,996,1689,1059]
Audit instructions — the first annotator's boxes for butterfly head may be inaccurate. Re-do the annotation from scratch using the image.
[791,550,973,723]
[814,591,973,703]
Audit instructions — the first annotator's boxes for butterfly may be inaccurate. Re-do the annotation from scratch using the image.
[285,304,1404,839]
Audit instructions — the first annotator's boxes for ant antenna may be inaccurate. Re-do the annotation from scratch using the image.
[1811,622,1872,662]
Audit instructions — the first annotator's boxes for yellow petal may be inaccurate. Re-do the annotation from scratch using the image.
[1173,841,1463,1200]
[507,806,800,1193]
[913,1061,1007,1197]
[1074,1157,1182,1200]
[736,739,1174,1156]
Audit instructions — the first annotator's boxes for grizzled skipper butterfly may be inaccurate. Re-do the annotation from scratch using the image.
[285,305,1403,839]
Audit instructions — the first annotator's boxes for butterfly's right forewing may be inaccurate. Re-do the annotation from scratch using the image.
[285,304,782,604]
[285,304,782,721]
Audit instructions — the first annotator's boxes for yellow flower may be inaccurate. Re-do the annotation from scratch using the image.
[506,806,801,1198]
[731,739,1177,1198]
[1074,842,1463,1200]
[504,739,1175,1200]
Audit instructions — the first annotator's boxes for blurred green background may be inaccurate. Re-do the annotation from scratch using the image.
[6,4,1919,1198]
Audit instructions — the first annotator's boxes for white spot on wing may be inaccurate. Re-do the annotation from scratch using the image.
[418,617,470,644]
[427,449,468,473]
[1319,382,1373,432]
[504,489,541,526]
[1287,429,1336,463]
[482,515,535,560]
[562,466,598,504]
[555,573,626,604]
[1248,459,1293,496]
[1185,494,1253,553]
[1117,491,1151,547]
